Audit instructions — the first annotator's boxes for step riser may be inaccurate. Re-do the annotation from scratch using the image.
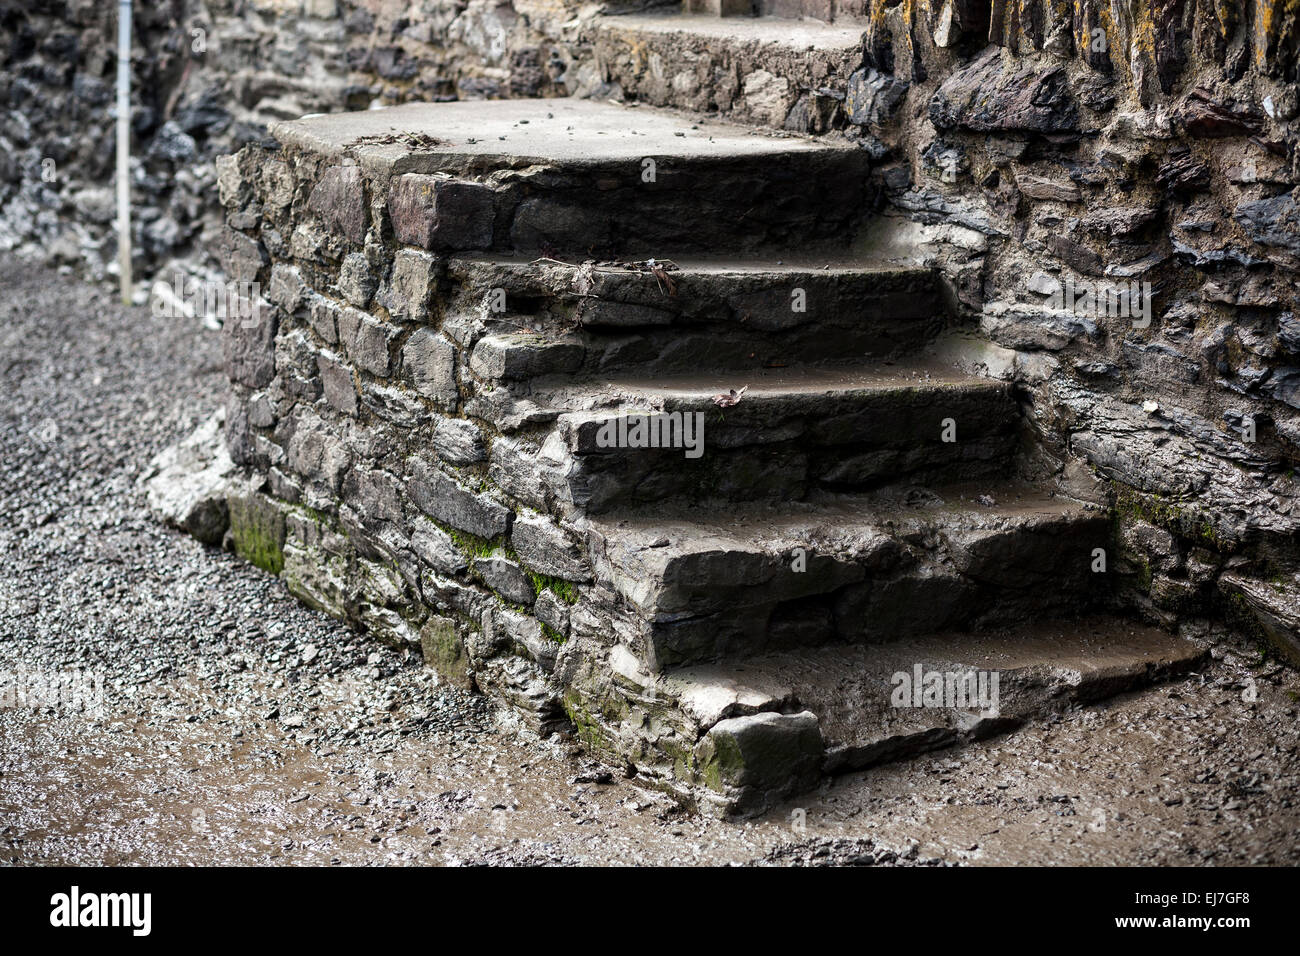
[285,151,875,262]
[465,323,949,389]
[679,2,870,23]
[448,262,947,378]
[559,620,1206,815]
[560,403,1017,513]
[595,512,1113,669]
[481,384,1018,513]
[494,155,874,257]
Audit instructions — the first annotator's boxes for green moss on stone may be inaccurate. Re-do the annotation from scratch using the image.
[228,494,286,576]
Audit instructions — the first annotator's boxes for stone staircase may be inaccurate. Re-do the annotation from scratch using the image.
[174,86,1210,816]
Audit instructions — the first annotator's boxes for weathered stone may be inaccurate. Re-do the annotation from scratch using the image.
[285,415,351,492]
[1016,174,1081,203]
[360,381,425,426]
[1156,149,1211,194]
[930,52,1078,135]
[308,296,339,343]
[410,518,467,575]
[1234,194,1300,259]
[533,589,569,638]
[338,252,376,307]
[980,301,1099,351]
[267,265,307,318]
[407,457,511,539]
[342,466,402,525]
[384,249,438,321]
[143,411,235,546]
[219,228,268,284]
[434,417,485,464]
[317,353,358,416]
[468,333,583,382]
[741,70,791,126]
[215,154,250,210]
[402,328,458,406]
[308,165,368,243]
[846,68,908,126]
[487,607,557,673]
[511,514,590,582]
[388,174,495,250]
[222,299,278,388]
[694,711,823,803]
[1084,206,1159,237]
[337,307,396,377]
[1176,90,1263,138]
[474,556,535,606]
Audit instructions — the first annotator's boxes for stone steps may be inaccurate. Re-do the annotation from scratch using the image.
[486,361,1018,513]
[578,617,1207,813]
[272,99,872,259]
[178,93,1212,817]
[577,482,1111,669]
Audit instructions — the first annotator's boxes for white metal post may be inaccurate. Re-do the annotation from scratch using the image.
[116,0,132,304]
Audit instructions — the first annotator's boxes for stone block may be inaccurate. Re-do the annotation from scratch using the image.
[388,174,494,250]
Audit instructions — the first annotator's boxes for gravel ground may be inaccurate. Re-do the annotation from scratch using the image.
[2,256,1299,867]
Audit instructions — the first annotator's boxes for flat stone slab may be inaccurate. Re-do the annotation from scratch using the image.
[543,358,1005,406]
[666,617,1208,772]
[597,13,867,50]
[271,98,854,177]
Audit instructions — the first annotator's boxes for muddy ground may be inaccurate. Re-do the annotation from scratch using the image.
[1,256,1298,866]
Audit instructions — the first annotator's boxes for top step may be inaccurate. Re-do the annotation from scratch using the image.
[268,100,873,259]
[590,13,867,127]
[598,13,867,50]
[272,100,857,175]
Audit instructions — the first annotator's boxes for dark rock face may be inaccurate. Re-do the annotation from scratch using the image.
[930,54,1078,135]
[846,68,908,126]
[855,0,1300,663]
[1234,194,1300,261]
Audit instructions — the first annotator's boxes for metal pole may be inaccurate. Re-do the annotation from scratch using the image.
[116,0,132,305]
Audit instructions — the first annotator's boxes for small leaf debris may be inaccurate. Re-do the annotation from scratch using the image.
[712,386,748,408]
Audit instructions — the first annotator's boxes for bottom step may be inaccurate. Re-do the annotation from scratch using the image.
[591,618,1207,814]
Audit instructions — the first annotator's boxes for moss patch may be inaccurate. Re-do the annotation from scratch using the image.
[1114,484,1228,551]
[420,615,472,690]
[228,493,286,576]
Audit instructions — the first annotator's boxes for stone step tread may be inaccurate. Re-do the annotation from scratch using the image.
[451,251,933,280]
[596,13,867,50]
[272,98,853,176]
[537,359,1008,412]
[663,617,1206,772]
[587,481,1091,546]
